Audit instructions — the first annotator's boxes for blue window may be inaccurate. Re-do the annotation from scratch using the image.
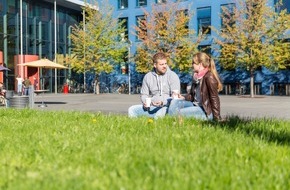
[119,17,128,40]
[275,0,290,13]
[198,45,212,56]
[221,3,235,29]
[118,0,128,9]
[156,0,167,4]
[176,9,189,35]
[136,15,147,40]
[137,0,147,7]
[197,7,211,35]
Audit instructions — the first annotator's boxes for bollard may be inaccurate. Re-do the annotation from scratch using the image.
[63,84,69,94]
[29,85,34,108]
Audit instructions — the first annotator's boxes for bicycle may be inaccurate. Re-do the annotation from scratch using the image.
[99,83,109,94]
[235,83,246,95]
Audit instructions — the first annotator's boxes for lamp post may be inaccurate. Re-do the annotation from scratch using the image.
[127,40,132,95]
[54,0,57,94]
[20,0,23,76]
[83,9,86,93]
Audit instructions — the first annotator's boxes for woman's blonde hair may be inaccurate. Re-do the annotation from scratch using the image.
[192,52,223,91]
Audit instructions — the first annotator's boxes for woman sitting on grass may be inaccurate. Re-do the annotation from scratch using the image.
[168,52,223,121]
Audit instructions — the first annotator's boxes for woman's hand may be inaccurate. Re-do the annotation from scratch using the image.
[152,101,163,107]
[178,94,185,99]
[184,94,192,101]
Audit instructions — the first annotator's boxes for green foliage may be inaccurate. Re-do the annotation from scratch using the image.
[215,0,290,97]
[1,109,290,189]
[134,0,202,73]
[69,0,128,75]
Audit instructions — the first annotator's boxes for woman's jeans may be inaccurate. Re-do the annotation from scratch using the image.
[17,84,22,93]
[168,99,212,120]
[128,105,167,119]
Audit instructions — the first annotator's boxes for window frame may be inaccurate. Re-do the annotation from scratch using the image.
[135,15,147,41]
[118,0,128,10]
[197,6,211,35]
[156,0,167,4]
[136,0,147,7]
[220,3,236,30]
[118,17,129,41]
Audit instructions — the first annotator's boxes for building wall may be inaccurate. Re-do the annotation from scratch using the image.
[107,0,290,95]
[0,0,82,91]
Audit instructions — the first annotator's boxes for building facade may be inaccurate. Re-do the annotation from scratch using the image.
[0,0,83,92]
[1,0,289,95]
[110,0,290,95]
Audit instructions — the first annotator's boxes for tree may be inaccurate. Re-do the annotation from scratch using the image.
[215,0,290,97]
[70,0,127,92]
[134,0,203,73]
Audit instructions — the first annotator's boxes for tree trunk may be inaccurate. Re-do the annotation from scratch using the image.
[94,74,100,95]
[250,69,255,98]
[96,83,100,95]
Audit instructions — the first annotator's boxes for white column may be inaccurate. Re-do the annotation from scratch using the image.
[54,0,57,94]
[128,40,132,95]
[20,0,23,76]
[83,9,86,93]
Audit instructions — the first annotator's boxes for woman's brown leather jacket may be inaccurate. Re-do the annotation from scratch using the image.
[185,71,221,121]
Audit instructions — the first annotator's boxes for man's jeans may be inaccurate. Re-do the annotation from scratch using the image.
[168,99,212,120]
[24,87,29,96]
[128,105,168,119]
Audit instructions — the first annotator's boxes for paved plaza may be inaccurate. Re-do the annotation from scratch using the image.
[31,93,290,120]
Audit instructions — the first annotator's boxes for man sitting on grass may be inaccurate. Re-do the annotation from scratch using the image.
[128,52,180,119]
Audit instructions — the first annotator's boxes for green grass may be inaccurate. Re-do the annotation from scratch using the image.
[0,109,290,190]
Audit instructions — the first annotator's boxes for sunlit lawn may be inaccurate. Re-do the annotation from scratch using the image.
[1,109,290,190]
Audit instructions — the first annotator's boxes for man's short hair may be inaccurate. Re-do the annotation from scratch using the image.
[153,52,167,64]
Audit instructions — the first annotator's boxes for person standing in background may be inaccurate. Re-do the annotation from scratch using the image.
[23,77,32,96]
[16,75,23,96]
[33,77,38,90]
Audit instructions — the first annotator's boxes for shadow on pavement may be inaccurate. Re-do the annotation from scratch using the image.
[34,101,67,105]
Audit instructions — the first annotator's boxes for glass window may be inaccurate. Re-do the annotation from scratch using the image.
[136,15,147,40]
[156,0,167,4]
[275,0,290,13]
[119,17,128,40]
[137,0,147,7]
[155,12,168,38]
[58,10,66,25]
[8,0,16,14]
[42,7,51,22]
[221,3,235,30]
[58,24,65,43]
[0,15,3,36]
[198,45,211,56]
[7,13,17,35]
[118,0,128,9]
[197,7,211,35]
[40,22,49,41]
[176,9,189,35]
[68,14,79,26]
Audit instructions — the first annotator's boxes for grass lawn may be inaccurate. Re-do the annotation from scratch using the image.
[0,109,290,190]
